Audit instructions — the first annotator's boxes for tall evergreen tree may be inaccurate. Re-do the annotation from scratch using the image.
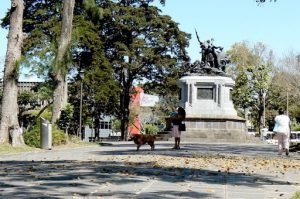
[98,0,190,140]
[52,0,103,124]
[2,0,114,130]
[2,0,189,141]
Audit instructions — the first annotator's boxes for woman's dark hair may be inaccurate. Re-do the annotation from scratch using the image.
[278,108,285,115]
[178,106,186,119]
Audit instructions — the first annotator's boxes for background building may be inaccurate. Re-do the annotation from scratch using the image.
[0,81,40,92]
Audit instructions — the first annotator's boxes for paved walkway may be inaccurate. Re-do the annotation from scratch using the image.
[0,141,300,198]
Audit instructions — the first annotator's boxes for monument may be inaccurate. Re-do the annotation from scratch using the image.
[176,31,250,143]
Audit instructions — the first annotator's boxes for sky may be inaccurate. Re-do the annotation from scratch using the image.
[157,0,300,62]
[1,0,300,81]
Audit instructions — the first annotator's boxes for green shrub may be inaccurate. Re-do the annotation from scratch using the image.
[292,124,300,131]
[112,119,121,132]
[24,123,67,148]
[291,192,300,199]
[24,126,40,148]
[57,103,75,133]
[68,135,81,144]
[144,124,159,135]
[52,126,68,146]
[32,108,52,121]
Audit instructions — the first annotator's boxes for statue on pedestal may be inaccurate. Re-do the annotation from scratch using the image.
[189,30,230,76]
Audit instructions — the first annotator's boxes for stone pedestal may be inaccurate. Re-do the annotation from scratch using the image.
[178,76,237,117]
[176,75,250,143]
[181,116,249,143]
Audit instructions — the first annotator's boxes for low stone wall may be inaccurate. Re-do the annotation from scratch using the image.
[180,117,260,143]
[161,116,261,143]
[182,130,252,143]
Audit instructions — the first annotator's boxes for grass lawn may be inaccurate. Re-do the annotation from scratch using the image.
[0,141,98,155]
[0,144,40,155]
[291,192,300,199]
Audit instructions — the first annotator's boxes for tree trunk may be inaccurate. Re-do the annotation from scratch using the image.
[0,0,25,146]
[120,71,131,141]
[52,73,68,123]
[51,0,75,124]
[258,101,264,136]
[244,107,249,130]
[120,88,130,141]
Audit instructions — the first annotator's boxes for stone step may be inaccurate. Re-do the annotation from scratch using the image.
[156,130,262,144]
[156,131,172,141]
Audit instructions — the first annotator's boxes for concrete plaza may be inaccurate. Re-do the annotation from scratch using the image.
[0,141,299,198]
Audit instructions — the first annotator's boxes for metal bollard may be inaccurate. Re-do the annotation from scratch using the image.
[40,117,52,150]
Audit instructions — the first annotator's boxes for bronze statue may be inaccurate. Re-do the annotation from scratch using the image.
[190,30,230,75]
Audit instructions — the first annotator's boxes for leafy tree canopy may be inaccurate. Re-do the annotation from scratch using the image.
[1,0,190,139]
[228,42,273,130]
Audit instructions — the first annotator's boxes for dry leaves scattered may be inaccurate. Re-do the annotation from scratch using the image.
[109,154,300,175]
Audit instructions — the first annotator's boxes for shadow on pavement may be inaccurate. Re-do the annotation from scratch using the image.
[0,158,297,198]
[93,142,290,159]
[98,190,214,199]
[98,142,114,146]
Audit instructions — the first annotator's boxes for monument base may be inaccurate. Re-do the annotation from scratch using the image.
[182,116,260,143]
[159,116,260,143]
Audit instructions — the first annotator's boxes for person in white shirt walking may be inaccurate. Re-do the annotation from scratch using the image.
[273,108,291,156]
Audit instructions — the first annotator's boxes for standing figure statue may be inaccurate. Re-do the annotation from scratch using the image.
[196,30,223,70]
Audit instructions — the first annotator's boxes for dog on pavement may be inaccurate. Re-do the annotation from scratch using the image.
[130,134,156,151]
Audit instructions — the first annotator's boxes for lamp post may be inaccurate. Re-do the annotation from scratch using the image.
[79,70,84,140]
[286,90,289,116]
[91,100,95,141]
[263,92,266,127]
